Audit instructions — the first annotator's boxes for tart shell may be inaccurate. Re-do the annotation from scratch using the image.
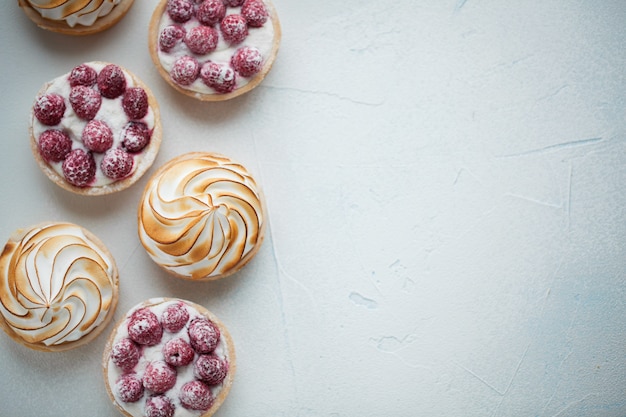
[102,297,236,417]
[29,61,162,196]
[148,0,282,101]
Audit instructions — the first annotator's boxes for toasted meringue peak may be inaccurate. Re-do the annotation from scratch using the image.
[27,0,121,27]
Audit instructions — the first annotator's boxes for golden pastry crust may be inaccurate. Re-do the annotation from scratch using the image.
[0,222,119,352]
[29,61,162,196]
[17,0,135,36]
[102,298,236,417]
[148,0,282,101]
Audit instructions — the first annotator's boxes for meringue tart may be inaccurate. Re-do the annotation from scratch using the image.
[138,152,266,280]
[0,222,119,352]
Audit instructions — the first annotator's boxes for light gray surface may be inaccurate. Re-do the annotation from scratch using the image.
[1,1,625,416]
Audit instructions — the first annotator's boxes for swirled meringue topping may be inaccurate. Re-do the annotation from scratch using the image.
[138,153,265,280]
[0,223,117,347]
[27,0,121,27]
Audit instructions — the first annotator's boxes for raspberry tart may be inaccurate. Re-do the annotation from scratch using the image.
[149,0,281,101]
[0,222,119,352]
[17,0,135,36]
[103,298,236,417]
[29,62,162,196]
[138,152,266,281]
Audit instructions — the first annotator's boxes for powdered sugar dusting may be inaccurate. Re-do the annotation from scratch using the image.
[32,62,157,188]
[156,0,276,95]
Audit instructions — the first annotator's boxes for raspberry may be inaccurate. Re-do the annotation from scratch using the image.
[69,85,102,120]
[143,361,177,394]
[127,308,163,346]
[200,62,236,94]
[115,374,144,403]
[101,148,134,180]
[171,55,200,86]
[161,302,190,333]
[167,0,194,23]
[145,395,175,417]
[162,338,195,367]
[121,122,151,153]
[184,25,219,55]
[231,46,263,77]
[241,0,268,27]
[82,120,113,153]
[37,130,72,163]
[194,354,229,385]
[179,381,213,411]
[122,87,149,120]
[33,94,66,126]
[196,0,225,26]
[220,14,248,44]
[110,337,141,371]
[188,318,220,354]
[223,0,244,6]
[159,25,186,52]
[68,64,97,87]
[62,149,96,187]
[97,64,127,99]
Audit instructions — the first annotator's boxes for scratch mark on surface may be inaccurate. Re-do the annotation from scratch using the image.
[119,243,142,273]
[539,257,562,317]
[263,85,385,107]
[251,132,301,385]
[455,362,504,395]
[452,166,484,187]
[489,343,531,417]
[504,344,530,394]
[455,0,469,12]
[541,347,575,415]
[536,84,570,102]
[566,162,573,229]
[479,54,536,78]
[503,192,562,209]
[456,345,531,415]
[551,393,595,417]
[566,294,582,335]
[542,379,562,416]
[496,137,602,158]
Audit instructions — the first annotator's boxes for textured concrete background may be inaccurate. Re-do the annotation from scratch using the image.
[0,0,625,416]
